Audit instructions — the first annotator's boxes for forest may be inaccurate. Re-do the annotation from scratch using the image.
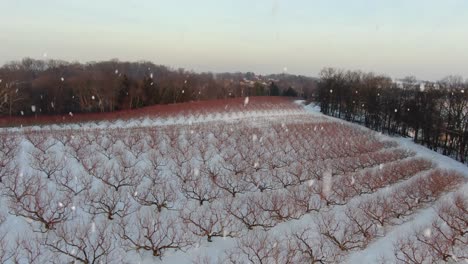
[0,58,315,117]
[317,67,468,163]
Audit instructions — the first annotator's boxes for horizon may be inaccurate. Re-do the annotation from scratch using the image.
[1,0,468,81]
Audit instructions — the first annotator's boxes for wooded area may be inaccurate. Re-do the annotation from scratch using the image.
[0,58,315,117]
[317,67,468,163]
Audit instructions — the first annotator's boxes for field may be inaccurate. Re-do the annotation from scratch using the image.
[0,97,467,263]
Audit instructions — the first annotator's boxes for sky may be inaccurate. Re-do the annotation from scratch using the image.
[1,0,467,80]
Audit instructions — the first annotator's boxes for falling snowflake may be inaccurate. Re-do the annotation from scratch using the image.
[254,162,259,168]
[51,102,55,108]
[43,52,47,57]
[31,105,36,112]
[150,82,154,86]
[150,73,153,79]
[379,164,383,170]
[71,206,76,211]
[252,134,258,142]
[330,89,333,93]
[61,77,64,82]
[91,95,95,100]
[307,179,315,187]
[20,111,24,116]
[115,69,119,74]
[394,109,398,113]
[182,90,185,94]
[351,176,355,185]
[91,222,96,233]
[134,191,138,197]
[322,170,332,197]
[69,112,73,117]
[58,202,64,207]
[194,168,200,177]
[244,97,249,106]
[283,67,288,72]
[423,228,431,238]
[462,89,465,94]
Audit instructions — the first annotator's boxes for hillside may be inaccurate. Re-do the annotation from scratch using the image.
[0,98,466,263]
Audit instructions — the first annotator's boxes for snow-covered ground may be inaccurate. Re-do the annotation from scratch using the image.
[0,100,466,264]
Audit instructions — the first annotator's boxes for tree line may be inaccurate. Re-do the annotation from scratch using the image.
[0,58,316,117]
[317,67,468,163]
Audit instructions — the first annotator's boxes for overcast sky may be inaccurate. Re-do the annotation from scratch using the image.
[1,0,467,80]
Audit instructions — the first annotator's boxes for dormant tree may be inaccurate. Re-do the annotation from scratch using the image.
[85,185,136,220]
[117,209,194,258]
[180,200,241,242]
[4,173,73,231]
[43,217,119,264]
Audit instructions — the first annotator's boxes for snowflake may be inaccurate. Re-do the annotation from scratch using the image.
[244,97,249,106]
[61,77,64,82]
[69,112,73,117]
[31,105,36,112]
[252,134,258,142]
[20,111,24,115]
[58,202,64,207]
[307,179,315,187]
[115,69,119,74]
[330,89,333,93]
[91,95,95,100]
[150,73,153,79]
[182,90,185,94]
[394,109,398,113]
[71,206,76,211]
[423,228,431,238]
[91,222,96,233]
[322,171,332,196]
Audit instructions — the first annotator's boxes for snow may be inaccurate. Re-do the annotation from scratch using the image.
[1,100,467,263]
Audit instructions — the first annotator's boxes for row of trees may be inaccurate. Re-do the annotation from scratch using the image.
[317,68,468,163]
[0,58,315,117]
